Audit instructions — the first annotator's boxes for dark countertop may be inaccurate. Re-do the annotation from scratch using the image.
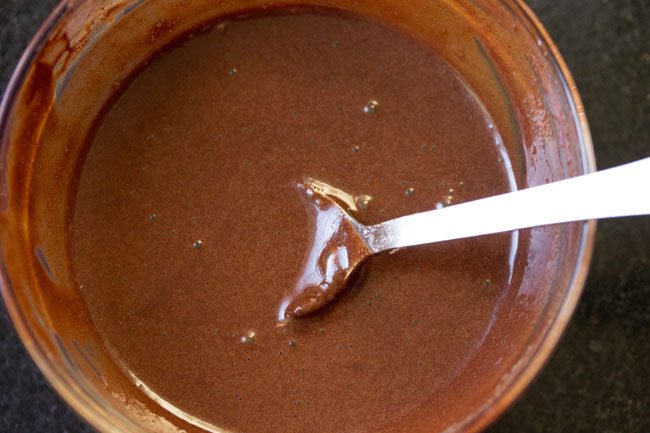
[1,1,648,432]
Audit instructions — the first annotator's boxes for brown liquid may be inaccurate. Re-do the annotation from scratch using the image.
[73,9,518,433]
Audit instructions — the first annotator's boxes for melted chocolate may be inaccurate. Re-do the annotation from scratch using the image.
[72,9,518,433]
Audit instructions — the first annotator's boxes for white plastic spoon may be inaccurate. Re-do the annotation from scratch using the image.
[285,158,650,317]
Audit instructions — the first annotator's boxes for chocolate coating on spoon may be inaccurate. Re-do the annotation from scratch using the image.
[285,183,370,317]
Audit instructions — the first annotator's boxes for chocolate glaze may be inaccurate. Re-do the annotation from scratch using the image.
[71,9,519,433]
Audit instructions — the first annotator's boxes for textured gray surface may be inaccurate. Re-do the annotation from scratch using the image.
[1,1,649,432]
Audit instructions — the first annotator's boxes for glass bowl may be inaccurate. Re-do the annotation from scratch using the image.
[0,1,595,432]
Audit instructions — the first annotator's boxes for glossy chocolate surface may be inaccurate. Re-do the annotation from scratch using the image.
[72,11,517,433]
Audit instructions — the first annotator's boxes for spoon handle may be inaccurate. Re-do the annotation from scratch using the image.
[369,158,650,252]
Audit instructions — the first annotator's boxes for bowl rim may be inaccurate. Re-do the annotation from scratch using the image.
[460,1,597,430]
[0,1,596,432]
